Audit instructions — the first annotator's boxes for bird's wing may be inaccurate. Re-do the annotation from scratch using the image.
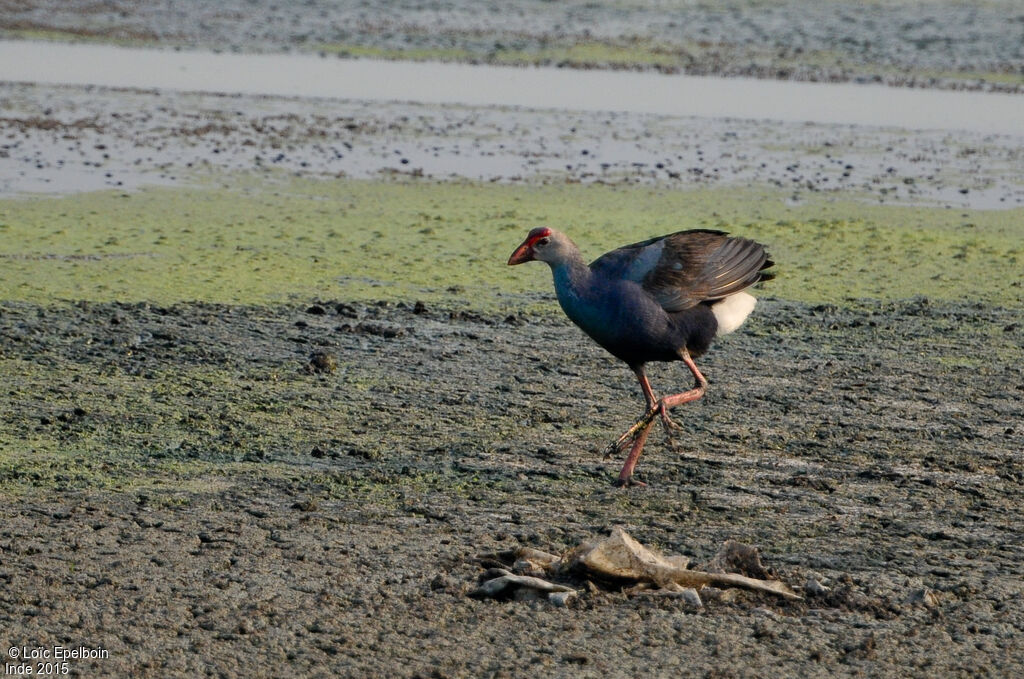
[591,229,773,312]
[589,232,678,283]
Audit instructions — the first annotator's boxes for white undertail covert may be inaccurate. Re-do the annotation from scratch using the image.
[711,292,756,335]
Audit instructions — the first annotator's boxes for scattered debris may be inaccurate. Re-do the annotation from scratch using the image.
[805,578,832,597]
[473,527,800,606]
[905,588,939,608]
[307,351,337,373]
[471,568,577,605]
[705,539,774,579]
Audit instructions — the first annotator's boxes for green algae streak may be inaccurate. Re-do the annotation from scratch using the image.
[0,177,1020,310]
[312,39,1024,89]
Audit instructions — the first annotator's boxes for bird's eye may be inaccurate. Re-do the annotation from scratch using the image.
[535,237,550,247]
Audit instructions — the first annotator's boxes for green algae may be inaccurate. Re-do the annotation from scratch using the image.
[489,40,680,70]
[313,43,475,63]
[0,352,387,497]
[312,38,1023,88]
[1,177,1020,311]
[314,38,682,70]
[0,350,527,500]
[0,27,161,48]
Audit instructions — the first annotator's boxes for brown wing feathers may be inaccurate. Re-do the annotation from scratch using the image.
[703,237,772,298]
[642,230,772,312]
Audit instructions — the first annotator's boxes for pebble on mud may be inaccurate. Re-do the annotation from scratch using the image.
[307,351,338,374]
[805,578,832,597]
[681,588,703,609]
[639,586,703,608]
[905,588,939,608]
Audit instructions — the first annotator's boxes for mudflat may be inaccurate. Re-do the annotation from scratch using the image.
[1,293,1021,676]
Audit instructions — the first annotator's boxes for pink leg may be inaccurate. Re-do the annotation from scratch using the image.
[608,350,709,486]
[659,350,707,410]
[633,366,678,432]
[615,417,655,487]
[634,366,657,410]
[604,366,660,458]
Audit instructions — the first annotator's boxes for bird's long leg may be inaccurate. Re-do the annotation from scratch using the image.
[606,351,709,486]
[606,365,670,486]
[604,365,660,458]
[659,349,707,412]
[614,416,655,487]
[606,357,705,457]
[635,365,685,434]
[603,407,659,459]
[634,366,658,411]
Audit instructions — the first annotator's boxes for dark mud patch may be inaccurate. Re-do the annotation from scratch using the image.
[1,297,1022,676]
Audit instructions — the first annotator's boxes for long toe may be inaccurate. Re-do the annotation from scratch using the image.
[613,475,647,488]
[603,436,628,459]
[659,408,682,433]
[604,408,659,458]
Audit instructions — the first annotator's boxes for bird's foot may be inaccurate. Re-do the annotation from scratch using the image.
[602,435,627,459]
[657,404,682,434]
[603,406,660,458]
[613,475,647,488]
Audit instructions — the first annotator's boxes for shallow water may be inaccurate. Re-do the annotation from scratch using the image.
[2,41,1022,135]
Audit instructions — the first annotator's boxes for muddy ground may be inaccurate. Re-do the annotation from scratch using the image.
[1,3,1023,675]
[1,295,1022,677]
[2,0,1022,92]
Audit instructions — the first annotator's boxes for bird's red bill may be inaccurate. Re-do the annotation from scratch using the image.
[507,241,533,265]
[508,227,552,265]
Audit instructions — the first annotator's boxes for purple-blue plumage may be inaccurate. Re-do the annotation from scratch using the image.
[509,227,772,367]
[508,226,774,486]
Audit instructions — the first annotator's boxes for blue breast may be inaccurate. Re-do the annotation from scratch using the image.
[553,265,678,364]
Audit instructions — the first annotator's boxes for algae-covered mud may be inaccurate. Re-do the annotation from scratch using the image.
[2,0,1022,92]
[1,178,1022,309]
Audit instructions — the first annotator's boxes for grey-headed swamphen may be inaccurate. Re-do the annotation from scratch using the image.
[508,227,773,487]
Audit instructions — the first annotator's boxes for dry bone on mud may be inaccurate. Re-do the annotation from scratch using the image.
[473,528,801,607]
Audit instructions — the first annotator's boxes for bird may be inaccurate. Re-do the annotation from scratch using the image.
[508,226,773,487]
